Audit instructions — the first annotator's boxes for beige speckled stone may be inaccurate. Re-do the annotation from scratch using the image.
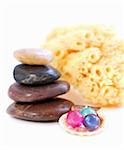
[14,48,53,65]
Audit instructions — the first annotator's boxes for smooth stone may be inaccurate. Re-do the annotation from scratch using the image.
[14,48,53,65]
[7,98,74,122]
[8,81,70,102]
[13,64,61,85]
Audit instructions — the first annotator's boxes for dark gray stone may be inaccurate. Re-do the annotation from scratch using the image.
[13,64,61,85]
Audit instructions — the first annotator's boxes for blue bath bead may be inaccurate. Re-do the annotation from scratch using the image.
[80,107,96,117]
[83,114,100,131]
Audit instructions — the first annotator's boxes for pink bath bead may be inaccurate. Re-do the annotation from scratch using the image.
[66,111,84,128]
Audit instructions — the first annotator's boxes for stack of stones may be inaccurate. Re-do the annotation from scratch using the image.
[7,48,74,122]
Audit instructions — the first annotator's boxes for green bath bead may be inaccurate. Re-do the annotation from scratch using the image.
[80,107,97,117]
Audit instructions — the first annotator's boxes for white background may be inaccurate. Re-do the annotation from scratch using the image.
[1,0,124,150]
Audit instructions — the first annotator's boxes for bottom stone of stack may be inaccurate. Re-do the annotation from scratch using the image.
[7,98,74,122]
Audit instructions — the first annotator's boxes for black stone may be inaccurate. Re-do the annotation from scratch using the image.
[13,64,61,85]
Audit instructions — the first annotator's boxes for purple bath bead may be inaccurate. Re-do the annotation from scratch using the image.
[83,114,101,131]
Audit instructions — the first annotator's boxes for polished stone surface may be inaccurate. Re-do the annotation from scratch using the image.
[14,48,53,65]
[7,98,74,122]
[13,64,61,85]
[8,81,70,102]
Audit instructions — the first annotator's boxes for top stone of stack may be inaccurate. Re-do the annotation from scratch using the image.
[14,48,53,65]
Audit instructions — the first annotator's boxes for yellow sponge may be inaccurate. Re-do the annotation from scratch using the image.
[43,25,124,107]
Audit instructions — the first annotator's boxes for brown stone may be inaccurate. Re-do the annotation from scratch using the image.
[8,81,70,102]
[7,98,74,122]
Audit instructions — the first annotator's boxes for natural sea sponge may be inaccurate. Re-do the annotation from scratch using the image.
[43,25,124,107]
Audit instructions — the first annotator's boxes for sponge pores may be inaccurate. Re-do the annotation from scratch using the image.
[43,25,124,107]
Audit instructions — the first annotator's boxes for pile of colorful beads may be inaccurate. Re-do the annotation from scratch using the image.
[67,106,100,131]
[59,106,104,136]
